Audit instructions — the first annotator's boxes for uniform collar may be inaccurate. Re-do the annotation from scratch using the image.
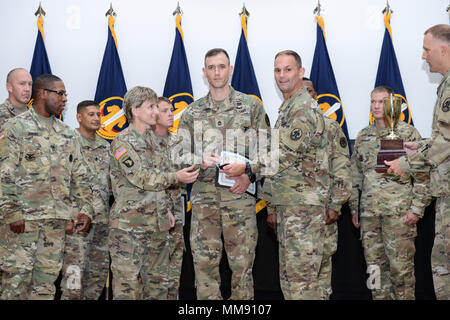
[279,87,308,113]
[3,99,27,117]
[77,130,106,150]
[205,85,236,112]
[437,68,450,94]
[29,106,62,133]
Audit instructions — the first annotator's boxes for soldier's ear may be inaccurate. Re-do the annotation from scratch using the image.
[76,112,82,124]
[6,82,12,94]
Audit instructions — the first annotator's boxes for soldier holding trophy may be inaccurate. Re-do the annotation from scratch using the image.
[349,86,431,300]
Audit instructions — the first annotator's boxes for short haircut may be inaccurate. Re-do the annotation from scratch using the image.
[204,48,230,65]
[32,74,62,100]
[302,77,312,82]
[6,68,29,83]
[77,100,99,114]
[425,24,450,45]
[157,96,172,105]
[371,85,394,96]
[123,86,157,121]
[275,50,302,68]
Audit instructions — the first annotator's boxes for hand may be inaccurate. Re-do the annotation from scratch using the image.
[325,209,339,225]
[351,213,360,229]
[176,165,200,183]
[168,210,175,229]
[385,159,406,177]
[65,221,75,235]
[267,213,277,233]
[221,162,246,177]
[10,219,25,234]
[200,152,221,170]
[74,213,91,233]
[404,141,419,154]
[228,174,251,194]
[403,212,419,226]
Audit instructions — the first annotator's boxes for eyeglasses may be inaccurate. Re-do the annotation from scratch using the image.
[44,88,68,97]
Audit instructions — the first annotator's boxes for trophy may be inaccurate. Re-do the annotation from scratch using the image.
[374,94,406,173]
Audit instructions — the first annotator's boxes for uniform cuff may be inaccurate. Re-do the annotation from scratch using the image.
[328,203,342,214]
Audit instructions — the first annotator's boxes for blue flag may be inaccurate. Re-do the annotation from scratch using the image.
[95,15,128,142]
[373,12,413,125]
[30,16,52,80]
[231,13,262,104]
[310,16,351,154]
[163,13,194,135]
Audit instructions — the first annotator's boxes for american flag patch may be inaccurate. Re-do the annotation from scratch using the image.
[114,146,127,160]
[0,131,4,140]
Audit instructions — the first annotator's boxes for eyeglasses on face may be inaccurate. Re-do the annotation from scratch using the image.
[44,88,68,97]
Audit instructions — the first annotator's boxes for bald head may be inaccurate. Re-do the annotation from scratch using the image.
[6,68,32,108]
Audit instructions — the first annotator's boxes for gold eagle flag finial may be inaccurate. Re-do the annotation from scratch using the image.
[105,3,117,17]
[35,2,46,17]
[240,4,250,17]
[173,2,183,16]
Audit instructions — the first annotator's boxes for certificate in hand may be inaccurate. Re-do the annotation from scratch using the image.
[215,151,256,196]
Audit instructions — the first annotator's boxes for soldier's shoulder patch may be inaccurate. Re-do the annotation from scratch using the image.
[290,128,302,141]
[114,145,127,160]
[122,156,134,168]
[340,136,347,148]
[442,97,450,112]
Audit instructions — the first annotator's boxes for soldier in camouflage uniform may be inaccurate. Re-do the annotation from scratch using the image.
[177,48,269,300]
[351,86,431,300]
[0,74,92,300]
[228,51,329,299]
[108,86,198,300]
[60,100,111,300]
[152,97,184,299]
[387,24,450,300]
[0,68,33,296]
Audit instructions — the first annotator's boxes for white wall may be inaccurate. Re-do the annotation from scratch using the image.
[0,0,448,138]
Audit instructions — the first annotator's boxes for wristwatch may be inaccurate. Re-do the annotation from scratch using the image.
[245,162,256,183]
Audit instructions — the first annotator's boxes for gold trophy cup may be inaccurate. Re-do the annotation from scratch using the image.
[375,94,406,173]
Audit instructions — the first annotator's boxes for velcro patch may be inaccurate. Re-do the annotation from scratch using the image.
[442,97,450,112]
[114,145,127,160]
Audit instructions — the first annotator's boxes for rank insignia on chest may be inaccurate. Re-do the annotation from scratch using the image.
[290,128,302,141]
[216,119,224,128]
[25,153,36,161]
[122,157,134,168]
[340,137,347,148]
[442,97,450,112]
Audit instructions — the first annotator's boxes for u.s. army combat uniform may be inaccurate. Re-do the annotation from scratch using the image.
[0,107,93,300]
[398,68,450,300]
[109,124,176,300]
[153,133,184,300]
[350,121,431,300]
[317,117,352,298]
[61,131,111,300]
[0,99,28,297]
[260,87,329,300]
[178,86,269,300]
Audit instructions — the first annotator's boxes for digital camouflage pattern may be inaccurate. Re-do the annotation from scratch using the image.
[262,87,329,300]
[350,121,431,299]
[318,117,352,298]
[109,124,177,299]
[61,132,111,300]
[177,86,269,300]
[399,68,450,300]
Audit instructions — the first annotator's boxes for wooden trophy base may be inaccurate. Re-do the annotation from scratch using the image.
[375,139,406,173]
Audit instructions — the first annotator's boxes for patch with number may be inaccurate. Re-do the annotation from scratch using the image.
[442,97,450,112]
[290,128,302,141]
[123,157,134,168]
[340,137,347,148]
[114,145,127,160]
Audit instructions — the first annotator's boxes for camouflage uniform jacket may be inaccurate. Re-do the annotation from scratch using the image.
[262,87,328,207]
[323,117,352,212]
[399,68,450,197]
[0,99,27,129]
[75,131,111,225]
[349,122,431,218]
[109,124,176,233]
[178,86,269,204]
[0,107,93,224]
[153,132,183,224]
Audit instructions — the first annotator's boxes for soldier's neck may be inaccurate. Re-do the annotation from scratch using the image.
[8,97,27,109]
[374,119,387,128]
[210,85,230,102]
[132,120,149,135]
[153,124,169,136]
[77,127,96,140]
